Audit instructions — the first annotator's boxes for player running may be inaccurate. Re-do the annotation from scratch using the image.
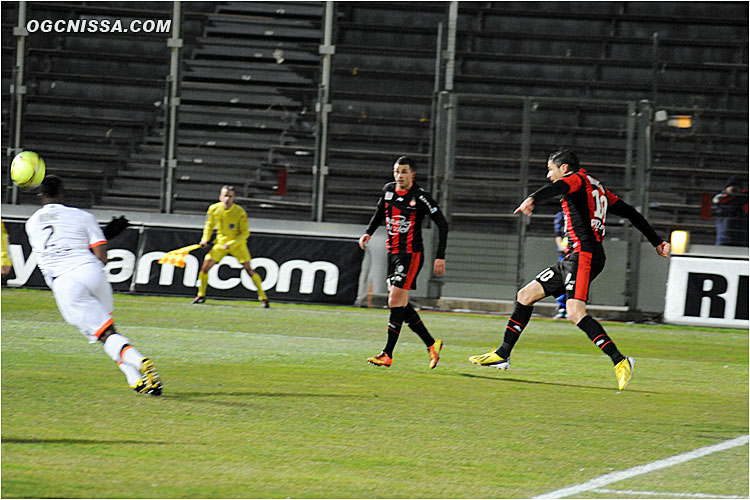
[25,175,162,395]
[359,156,449,369]
[191,185,269,307]
[469,150,670,390]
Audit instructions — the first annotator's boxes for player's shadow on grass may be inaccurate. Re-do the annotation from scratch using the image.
[169,391,357,398]
[458,372,660,393]
[164,391,359,409]
[3,437,170,445]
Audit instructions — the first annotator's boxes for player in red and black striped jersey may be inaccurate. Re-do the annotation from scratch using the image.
[359,156,449,369]
[470,150,671,390]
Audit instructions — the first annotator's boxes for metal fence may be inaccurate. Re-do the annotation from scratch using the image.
[429,92,655,308]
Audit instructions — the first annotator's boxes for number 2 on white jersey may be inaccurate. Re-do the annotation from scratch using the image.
[42,225,55,249]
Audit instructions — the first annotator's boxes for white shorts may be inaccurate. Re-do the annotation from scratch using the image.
[50,261,114,343]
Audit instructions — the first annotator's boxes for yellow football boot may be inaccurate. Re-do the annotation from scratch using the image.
[468,350,510,370]
[138,357,163,395]
[428,339,443,369]
[614,357,635,391]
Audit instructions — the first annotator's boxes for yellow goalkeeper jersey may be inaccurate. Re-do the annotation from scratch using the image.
[201,202,250,247]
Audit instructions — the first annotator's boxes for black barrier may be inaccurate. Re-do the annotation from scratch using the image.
[3,220,364,305]
[103,227,141,292]
[4,220,141,291]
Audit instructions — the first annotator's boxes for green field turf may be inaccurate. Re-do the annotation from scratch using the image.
[2,288,748,498]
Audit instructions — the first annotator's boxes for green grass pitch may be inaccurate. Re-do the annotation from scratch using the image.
[2,288,747,498]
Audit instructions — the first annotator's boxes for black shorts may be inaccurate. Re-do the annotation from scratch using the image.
[387,252,424,291]
[534,251,605,303]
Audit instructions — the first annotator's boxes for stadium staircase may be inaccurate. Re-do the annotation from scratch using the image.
[99,1,321,217]
[325,3,441,224]
[1,2,181,208]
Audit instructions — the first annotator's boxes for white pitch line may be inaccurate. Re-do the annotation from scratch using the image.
[592,488,746,499]
[533,435,749,499]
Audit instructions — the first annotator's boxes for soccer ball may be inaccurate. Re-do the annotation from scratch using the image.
[10,151,46,188]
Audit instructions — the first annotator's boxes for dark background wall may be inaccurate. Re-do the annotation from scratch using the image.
[2,1,747,245]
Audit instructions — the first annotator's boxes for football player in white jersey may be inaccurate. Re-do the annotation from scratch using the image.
[25,175,162,395]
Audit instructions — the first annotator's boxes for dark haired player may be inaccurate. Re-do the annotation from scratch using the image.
[359,156,449,369]
[469,150,670,390]
[25,175,162,395]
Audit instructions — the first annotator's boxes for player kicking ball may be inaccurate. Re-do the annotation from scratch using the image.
[25,175,162,395]
[469,150,670,390]
[359,156,449,369]
[191,185,269,307]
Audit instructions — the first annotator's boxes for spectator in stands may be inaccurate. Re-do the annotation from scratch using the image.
[713,175,749,247]
[1,221,11,276]
[192,185,269,307]
[553,211,567,319]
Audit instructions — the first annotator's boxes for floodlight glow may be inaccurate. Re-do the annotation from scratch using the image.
[671,230,690,254]
[667,115,692,128]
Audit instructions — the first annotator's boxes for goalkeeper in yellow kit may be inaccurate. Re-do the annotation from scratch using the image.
[191,185,269,307]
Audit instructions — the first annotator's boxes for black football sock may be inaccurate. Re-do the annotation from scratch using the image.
[496,302,534,359]
[577,315,625,365]
[383,306,406,357]
[403,303,435,347]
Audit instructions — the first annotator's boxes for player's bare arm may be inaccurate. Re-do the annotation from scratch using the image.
[514,196,535,215]
[433,258,445,276]
[655,241,671,258]
[92,243,107,264]
[358,234,370,250]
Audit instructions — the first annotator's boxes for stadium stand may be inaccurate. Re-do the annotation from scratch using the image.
[164,1,320,216]
[330,1,748,242]
[2,1,747,245]
[3,2,177,207]
[1,1,19,177]
[1,2,18,166]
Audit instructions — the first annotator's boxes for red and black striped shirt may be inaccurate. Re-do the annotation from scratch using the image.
[365,182,448,258]
[558,170,619,254]
[530,169,663,255]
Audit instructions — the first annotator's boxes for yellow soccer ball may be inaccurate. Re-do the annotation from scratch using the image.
[10,151,46,188]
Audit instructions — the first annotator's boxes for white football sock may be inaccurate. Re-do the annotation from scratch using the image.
[120,345,145,369]
[102,333,128,362]
[118,362,143,387]
[102,333,144,368]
